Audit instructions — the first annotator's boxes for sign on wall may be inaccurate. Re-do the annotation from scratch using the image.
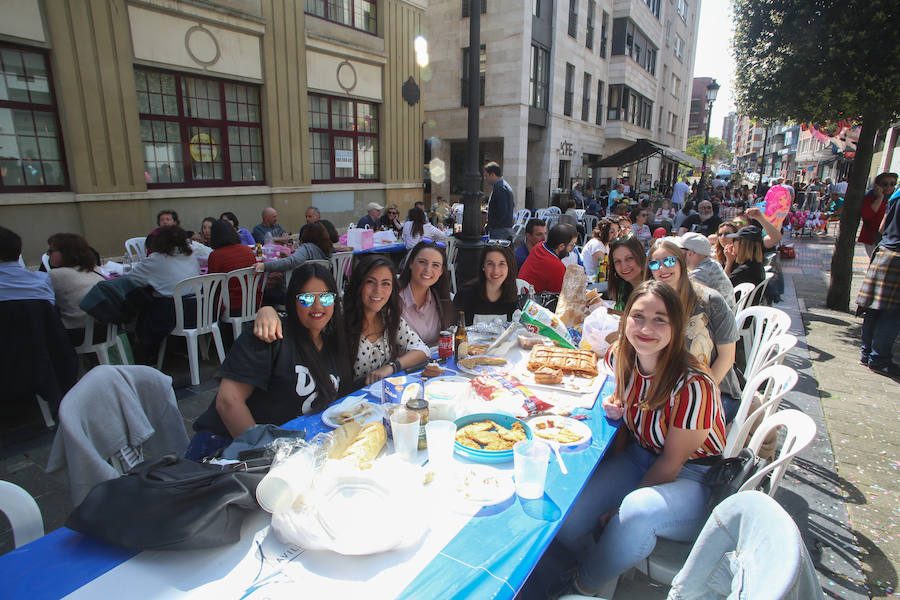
[334,149,354,169]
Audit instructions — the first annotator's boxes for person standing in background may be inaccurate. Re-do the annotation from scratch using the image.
[484,162,515,240]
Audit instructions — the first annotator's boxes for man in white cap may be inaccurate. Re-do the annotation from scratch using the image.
[679,231,735,310]
[357,202,383,229]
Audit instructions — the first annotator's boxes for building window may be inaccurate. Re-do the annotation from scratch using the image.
[568,0,578,38]
[607,84,652,129]
[595,80,604,125]
[533,0,540,17]
[613,18,657,75]
[564,63,575,117]
[676,0,687,21]
[136,68,263,187]
[461,0,487,17]
[305,0,376,34]
[529,44,550,110]
[0,45,68,191]
[586,0,595,49]
[461,45,486,107]
[599,11,609,58]
[607,85,621,121]
[581,73,591,121]
[643,0,660,18]
[674,34,685,60]
[308,93,378,183]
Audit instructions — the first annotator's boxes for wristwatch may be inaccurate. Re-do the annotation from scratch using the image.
[391,359,402,374]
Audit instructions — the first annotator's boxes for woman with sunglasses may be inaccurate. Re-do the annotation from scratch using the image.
[192,263,353,446]
[402,207,447,250]
[714,221,739,268]
[556,280,725,595]
[645,239,741,421]
[455,244,519,326]
[605,235,646,312]
[252,255,429,388]
[398,241,455,345]
[378,204,404,236]
[629,206,653,247]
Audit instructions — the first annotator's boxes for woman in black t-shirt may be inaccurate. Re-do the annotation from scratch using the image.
[454,245,520,325]
[193,263,353,440]
[723,226,766,288]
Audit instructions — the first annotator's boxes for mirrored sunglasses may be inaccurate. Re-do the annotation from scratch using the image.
[486,239,511,247]
[648,256,678,271]
[296,292,336,307]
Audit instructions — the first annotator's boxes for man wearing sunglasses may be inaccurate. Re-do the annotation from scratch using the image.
[484,161,515,241]
[677,200,722,237]
[518,224,578,294]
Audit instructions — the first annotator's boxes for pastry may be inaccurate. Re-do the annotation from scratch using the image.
[468,344,489,356]
[454,419,524,452]
[534,366,563,385]
[527,344,599,378]
[459,356,507,369]
[339,422,386,468]
[421,362,445,379]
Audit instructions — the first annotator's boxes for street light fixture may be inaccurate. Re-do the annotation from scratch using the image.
[699,79,720,199]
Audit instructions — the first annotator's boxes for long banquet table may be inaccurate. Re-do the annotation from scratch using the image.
[1,365,619,599]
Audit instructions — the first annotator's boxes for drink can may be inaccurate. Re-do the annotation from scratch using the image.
[438,330,453,360]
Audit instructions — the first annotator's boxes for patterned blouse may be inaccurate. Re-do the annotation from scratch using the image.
[353,316,430,380]
[606,350,726,459]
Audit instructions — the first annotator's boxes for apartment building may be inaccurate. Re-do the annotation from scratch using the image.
[0,0,425,263]
[687,75,712,138]
[722,111,735,150]
[422,0,700,208]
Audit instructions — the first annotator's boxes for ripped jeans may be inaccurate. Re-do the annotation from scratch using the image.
[555,442,711,589]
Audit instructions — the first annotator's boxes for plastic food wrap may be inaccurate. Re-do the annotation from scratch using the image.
[581,305,621,356]
[519,299,575,349]
[470,374,553,416]
[555,264,587,329]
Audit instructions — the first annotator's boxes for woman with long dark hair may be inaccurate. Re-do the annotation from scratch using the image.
[556,280,725,594]
[193,263,352,440]
[398,241,454,345]
[629,205,653,247]
[253,254,429,387]
[46,233,105,342]
[605,234,646,311]
[255,221,333,275]
[207,220,257,314]
[454,244,519,325]
[401,206,446,249]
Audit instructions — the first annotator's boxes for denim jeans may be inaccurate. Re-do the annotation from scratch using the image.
[861,308,900,367]
[556,442,711,589]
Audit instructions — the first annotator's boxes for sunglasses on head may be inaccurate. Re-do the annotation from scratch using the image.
[648,256,678,270]
[486,239,511,247]
[296,292,336,307]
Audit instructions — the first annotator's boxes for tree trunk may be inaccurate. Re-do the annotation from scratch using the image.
[825,111,882,311]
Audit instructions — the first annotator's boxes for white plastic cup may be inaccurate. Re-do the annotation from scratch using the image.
[255,450,315,513]
[513,439,550,500]
[391,409,420,463]
[425,420,457,470]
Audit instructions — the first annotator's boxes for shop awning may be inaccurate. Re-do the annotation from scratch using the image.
[587,139,700,169]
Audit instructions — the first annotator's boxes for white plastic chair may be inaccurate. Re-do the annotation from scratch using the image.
[41,253,51,271]
[220,267,267,338]
[744,333,797,383]
[330,251,354,296]
[0,481,43,548]
[546,206,562,214]
[724,365,798,457]
[739,409,817,495]
[735,305,791,379]
[582,214,599,235]
[732,282,755,315]
[513,208,531,226]
[124,237,146,263]
[749,271,775,306]
[534,208,550,221]
[445,238,459,295]
[516,278,535,296]
[156,274,227,386]
[73,315,129,366]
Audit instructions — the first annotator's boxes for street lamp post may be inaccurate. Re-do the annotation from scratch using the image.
[698,79,719,199]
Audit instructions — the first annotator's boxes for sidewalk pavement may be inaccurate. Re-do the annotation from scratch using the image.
[0,236,896,599]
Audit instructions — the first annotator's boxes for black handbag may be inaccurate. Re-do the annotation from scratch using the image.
[702,448,760,514]
[66,455,268,551]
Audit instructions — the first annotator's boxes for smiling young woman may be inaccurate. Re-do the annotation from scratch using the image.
[604,234,647,311]
[397,241,454,346]
[454,245,519,325]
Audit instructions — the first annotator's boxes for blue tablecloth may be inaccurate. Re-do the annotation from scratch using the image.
[353,243,407,255]
[0,369,619,600]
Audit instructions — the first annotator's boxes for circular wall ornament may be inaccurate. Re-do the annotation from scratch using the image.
[336,61,357,92]
[185,24,221,68]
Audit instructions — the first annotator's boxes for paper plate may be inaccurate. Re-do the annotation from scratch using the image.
[526,415,592,449]
[322,398,384,429]
[453,465,515,508]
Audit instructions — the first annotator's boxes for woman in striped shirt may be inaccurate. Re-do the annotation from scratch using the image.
[556,280,726,595]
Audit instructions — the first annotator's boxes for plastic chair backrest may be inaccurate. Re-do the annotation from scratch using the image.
[546,206,561,214]
[724,364,798,457]
[732,282,756,315]
[41,253,51,271]
[0,480,43,548]
[73,314,124,365]
[739,409,816,495]
[583,214,599,234]
[223,267,266,320]
[735,306,791,376]
[745,333,797,383]
[749,271,775,306]
[516,278,535,296]
[171,273,226,333]
[534,208,550,221]
[124,237,146,263]
[330,251,354,296]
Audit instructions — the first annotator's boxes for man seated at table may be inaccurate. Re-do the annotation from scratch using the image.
[514,218,547,269]
[298,206,321,240]
[679,232,735,311]
[145,209,189,253]
[0,226,55,303]
[607,184,625,208]
[571,183,586,210]
[678,200,722,237]
[357,202,383,229]
[252,207,289,244]
[518,223,577,294]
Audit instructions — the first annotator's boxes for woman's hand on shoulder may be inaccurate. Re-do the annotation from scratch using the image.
[601,394,625,420]
[253,306,282,342]
[254,262,266,273]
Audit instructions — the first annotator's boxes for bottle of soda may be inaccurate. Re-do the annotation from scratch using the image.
[454,311,468,361]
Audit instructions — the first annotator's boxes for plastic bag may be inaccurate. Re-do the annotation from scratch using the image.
[581,305,621,356]
[519,299,575,348]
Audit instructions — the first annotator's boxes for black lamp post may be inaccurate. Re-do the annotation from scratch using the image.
[698,79,719,199]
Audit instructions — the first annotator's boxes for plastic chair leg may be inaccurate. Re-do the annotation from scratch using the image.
[96,346,110,365]
[212,325,226,364]
[35,395,55,428]
[186,332,200,386]
[156,338,168,371]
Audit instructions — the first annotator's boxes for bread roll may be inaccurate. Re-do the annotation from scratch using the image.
[340,422,387,468]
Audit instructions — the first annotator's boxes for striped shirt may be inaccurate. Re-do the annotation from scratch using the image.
[606,351,726,459]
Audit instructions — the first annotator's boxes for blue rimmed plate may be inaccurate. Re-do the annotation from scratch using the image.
[453,413,533,463]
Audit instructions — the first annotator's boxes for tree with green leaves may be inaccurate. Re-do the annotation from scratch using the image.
[732,0,900,310]
[685,135,733,164]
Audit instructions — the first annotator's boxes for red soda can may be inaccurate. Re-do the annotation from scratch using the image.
[438,330,453,361]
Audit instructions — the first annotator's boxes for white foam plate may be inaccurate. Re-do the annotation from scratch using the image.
[526,415,592,448]
[322,398,384,429]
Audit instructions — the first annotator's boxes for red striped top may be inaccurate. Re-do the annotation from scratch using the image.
[606,351,726,459]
